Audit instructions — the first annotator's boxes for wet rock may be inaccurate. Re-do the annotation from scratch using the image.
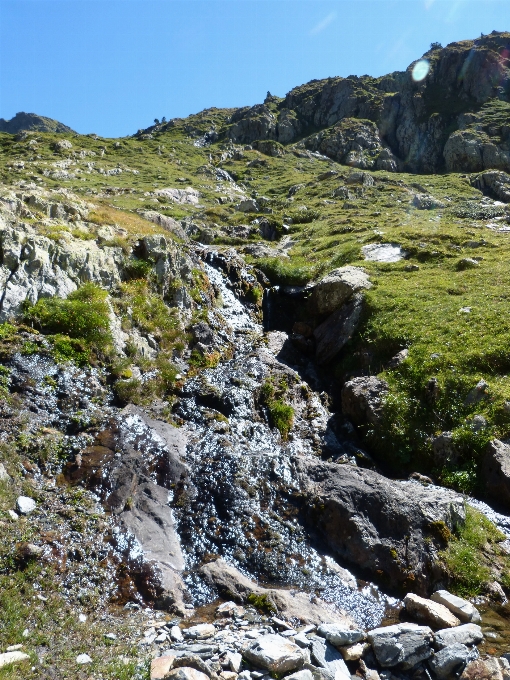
[297,457,465,593]
[199,559,355,627]
[431,590,481,624]
[403,593,460,629]
[309,266,371,316]
[434,623,484,649]
[459,656,510,680]
[242,634,305,673]
[317,623,365,646]
[341,376,388,427]
[16,496,36,515]
[429,643,475,679]
[482,440,510,511]
[367,623,433,670]
[313,292,363,365]
[152,655,176,680]
[0,651,30,668]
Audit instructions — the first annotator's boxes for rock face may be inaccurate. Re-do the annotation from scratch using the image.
[226,33,510,173]
[367,623,434,669]
[482,439,510,510]
[431,590,481,623]
[313,293,363,365]
[242,635,306,673]
[404,593,460,629]
[297,458,465,593]
[472,171,510,203]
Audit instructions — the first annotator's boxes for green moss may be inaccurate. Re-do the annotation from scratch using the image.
[246,592,276,614]
[260,377,294,440]
[441,505,506,597]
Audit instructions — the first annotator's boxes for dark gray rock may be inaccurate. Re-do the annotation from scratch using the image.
[297,458,465,593]
[434,623,484,650]
[313,292,363,365]
[308,635,350,679]
[341,376,389,427]
[367,623,433,670]
[429,643,475,679]
[482,439,510,511]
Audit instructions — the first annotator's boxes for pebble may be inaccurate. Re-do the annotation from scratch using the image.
[16,496,36,515]
[78,613,87,622]
[7,510,18,520]
[105,633,117,640]
[6,645,23,652]
[76,653,92,664]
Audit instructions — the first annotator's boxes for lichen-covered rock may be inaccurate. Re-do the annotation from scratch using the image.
[309,266,371,316]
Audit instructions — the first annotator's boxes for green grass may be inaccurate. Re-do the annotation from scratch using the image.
[441,505,507,597]
[23,283,112,356]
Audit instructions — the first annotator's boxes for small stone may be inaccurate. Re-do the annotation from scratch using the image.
[280,630,297,637]
[6,645,23,652]
[404,593,460,630]
[165,668,210,680]
[104,632,117,640]
[431,590,481,623]
[16,496,36,515]
[219,672,237,680]
[171,625,184,642]
[7,510,18,520]
[228,652,243,673]
[183,624,216,640]
[76,653,92,664]
[317,623,365,646]
[22,629,29,638]
[284,671,314,680]
[78,613,87,623]
[242,634,305,673]
[292,633,312,649]
[0,463,10,481]
[155,632,168,643]
[340,642,369,661]
[434,623,483,649]
[151,654,176,680]
[0,651,30,668]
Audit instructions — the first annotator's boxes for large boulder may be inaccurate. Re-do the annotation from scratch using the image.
[431,590,481,623]
[242,634,306,673]
[404,593,460,629]
[341,376,389,427]
[367,623,434,670]
[482,440,510,511]
[296,458,465,593]
[199,558,356,627]
[309,266,371,316]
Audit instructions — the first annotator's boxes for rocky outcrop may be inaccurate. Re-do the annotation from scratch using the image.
[226,32,510,173]
[0,111,75,134]
[199,559,356,627]
[472,170,510,202]
[297,458,465,593]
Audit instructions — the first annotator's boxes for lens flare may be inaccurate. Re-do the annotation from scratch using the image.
[412,59,430,82]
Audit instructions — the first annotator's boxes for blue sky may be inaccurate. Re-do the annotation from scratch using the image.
[0,0,507,137]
